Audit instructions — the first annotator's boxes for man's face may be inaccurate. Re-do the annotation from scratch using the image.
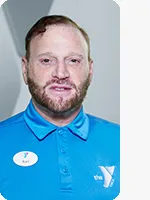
[22,25,93,114]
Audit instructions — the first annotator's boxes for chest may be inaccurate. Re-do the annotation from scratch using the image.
[0,131,119,200]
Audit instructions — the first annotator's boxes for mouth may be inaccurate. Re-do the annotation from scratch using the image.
[49,85,72,93]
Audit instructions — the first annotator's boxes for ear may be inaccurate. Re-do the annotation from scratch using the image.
[22,56,28,85]
[89,59,94,82]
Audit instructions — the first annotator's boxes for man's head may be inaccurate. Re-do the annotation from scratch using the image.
[22,15,93,114]
[25,15,91,62]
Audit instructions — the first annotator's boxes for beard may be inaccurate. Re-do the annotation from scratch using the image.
[27,73,91,115]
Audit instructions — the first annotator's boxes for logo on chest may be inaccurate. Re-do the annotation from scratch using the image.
[13,151,38,167]
[94,166,115,188]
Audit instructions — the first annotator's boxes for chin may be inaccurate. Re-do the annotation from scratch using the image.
[49,94,74,102]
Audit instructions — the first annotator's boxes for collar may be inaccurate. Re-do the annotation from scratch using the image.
[24,100,89,141]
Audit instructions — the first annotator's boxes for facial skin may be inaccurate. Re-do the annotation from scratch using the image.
[22,24,93,125]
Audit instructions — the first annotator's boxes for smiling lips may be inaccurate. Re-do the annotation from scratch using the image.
[49,85,72,92]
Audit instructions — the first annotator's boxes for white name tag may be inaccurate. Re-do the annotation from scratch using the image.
[13,151,38,167]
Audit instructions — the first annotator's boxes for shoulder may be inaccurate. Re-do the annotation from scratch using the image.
[0,111,25,129]
[86,113,120,145]
[87,113,120,130]
[86,114,119,165]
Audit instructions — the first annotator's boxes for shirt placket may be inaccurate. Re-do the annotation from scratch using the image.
[56,127,72,192]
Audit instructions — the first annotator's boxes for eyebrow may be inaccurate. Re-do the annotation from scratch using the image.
[37,52,85,59]
[37,52,53,58]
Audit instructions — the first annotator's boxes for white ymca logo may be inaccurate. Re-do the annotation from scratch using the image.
[99,166,115,188]
[94,166,115,188]
[0,193,7,200]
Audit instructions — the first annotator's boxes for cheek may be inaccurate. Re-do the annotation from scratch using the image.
[28,67,49,86]
[70,68,89,81]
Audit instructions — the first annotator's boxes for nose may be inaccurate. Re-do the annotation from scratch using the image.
[52,61,69,79]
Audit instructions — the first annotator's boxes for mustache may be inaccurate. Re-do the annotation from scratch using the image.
[43,79,76,89]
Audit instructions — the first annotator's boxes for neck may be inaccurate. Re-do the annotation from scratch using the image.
[32,99,82,126]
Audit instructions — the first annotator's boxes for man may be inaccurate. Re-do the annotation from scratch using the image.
[0,15,120,200]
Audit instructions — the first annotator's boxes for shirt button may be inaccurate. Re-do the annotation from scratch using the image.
[60,148,66,154]
[62,166,68,173]
[58,129,63,135]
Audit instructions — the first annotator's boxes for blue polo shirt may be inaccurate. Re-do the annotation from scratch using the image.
[0,100,120,200]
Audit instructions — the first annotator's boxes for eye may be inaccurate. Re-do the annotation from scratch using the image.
[42,59,50,63]
[67,58,81,66]
[40,57,56,65]
[71,59,79,63]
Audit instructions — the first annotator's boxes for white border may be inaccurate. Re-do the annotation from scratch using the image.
[120,0,150,199]
[0,0,7,7]
[1,0,150,199]
[113,0,122,7]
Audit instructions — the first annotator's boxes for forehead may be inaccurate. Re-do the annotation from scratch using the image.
[30,24,88,55]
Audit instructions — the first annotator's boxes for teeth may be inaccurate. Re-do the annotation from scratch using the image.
[55,88,65,91]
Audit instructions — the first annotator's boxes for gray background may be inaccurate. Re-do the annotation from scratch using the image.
[0,0,120,124]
